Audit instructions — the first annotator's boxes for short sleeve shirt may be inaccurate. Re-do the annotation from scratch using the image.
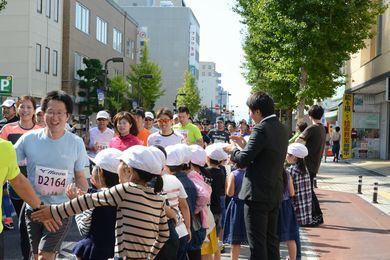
[0,139,20,232]
[173,123,202,144]
[299,123,326,175]
[137,128,151,146]
[88,127,115,157]
[208,129,230,143]
[14,129,88,205]
[147,131,184,148]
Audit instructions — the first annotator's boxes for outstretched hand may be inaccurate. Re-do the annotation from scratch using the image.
[229,135,247,149]
[31,204,62,232]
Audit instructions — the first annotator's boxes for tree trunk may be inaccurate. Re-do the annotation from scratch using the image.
[286,109,293,137]
[296,65,307,123]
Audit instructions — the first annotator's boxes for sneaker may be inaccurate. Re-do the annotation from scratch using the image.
[220,244,226,254]
[3,221,14,230]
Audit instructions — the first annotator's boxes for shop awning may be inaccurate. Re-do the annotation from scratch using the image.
[325,110,338,119]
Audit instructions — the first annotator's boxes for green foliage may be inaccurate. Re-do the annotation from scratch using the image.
[77,58,105,115]
[106,75,131,115]
[235,0,385,110]
[127,43,164,111]
[197,106,218,122]
[176,71,201,116]
[0,0,7,12]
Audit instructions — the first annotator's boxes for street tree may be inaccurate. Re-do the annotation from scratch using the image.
[0,1,6,12]
[197,106,218,123]
[176,71,201,116]
[127,43,164,111]
[235,0,385,121]
[106,75,131,115]
[77,58,105,115]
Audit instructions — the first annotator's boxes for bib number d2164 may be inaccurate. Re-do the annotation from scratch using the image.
[35,166,68,196]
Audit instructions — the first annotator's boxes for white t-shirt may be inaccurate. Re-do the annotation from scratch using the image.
[161,173,188,238]
[88,127,115,157]
[147,131,184,148]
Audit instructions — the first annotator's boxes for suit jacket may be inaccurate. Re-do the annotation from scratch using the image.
[232,116,288,204]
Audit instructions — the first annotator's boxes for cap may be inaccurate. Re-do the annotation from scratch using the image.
[96,110,110,120]
[173,114,178,120]
[35,107,43,114]
[216,117,224,123]
[119,145,166,175]
[205,143,229,161]
[287,143,308,159]
[89,148,122,173]
[166,144,192,166]
[145,111,154,119]
[2,99,15,108]
[190,145,207,166]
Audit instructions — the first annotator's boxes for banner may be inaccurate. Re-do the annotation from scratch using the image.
[341,94,353,159]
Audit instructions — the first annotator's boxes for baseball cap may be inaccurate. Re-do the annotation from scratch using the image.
[145,111,154,119]
[119,145,166,175]
[287,143,308,159]
[89,148,122,173]
[96,110,110,120]
[205,143,229,161]
[166,144,192,166]
[35,107,43,114]
[173,114,178,120]
[2,99,15,108]
[216,117,224,123]
[190,145,207,166]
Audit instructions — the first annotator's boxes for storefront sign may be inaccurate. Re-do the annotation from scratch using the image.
[342,94,353,158]
[0,76,13,96]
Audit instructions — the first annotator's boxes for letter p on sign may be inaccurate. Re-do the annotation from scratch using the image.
[0,76,13,96]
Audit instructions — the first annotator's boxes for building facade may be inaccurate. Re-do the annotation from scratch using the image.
[198,62,220,109]
[0,0,63,99]
[345,8,390,160]
[115,2,200,109]
[62,0,138,106]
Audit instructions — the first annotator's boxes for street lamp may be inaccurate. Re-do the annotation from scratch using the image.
[103,57,124,100]
[137,74,153,107]
[173,93,186,112]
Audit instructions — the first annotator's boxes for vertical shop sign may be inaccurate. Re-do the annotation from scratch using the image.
[342,94,353,159]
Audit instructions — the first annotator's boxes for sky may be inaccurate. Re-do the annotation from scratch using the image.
[185,0,251,122]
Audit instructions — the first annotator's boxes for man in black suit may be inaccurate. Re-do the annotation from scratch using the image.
[224,92,288,260]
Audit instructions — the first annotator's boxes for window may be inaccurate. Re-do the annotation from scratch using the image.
[202,72,205,76]
[53,0,59,22]
[74,53,87,79]
[113,28,122,53]
[75,2,89,34]
[35,44,41,71]
[46,0,51,18]
[52,50,58,76]
[96,17,107,44]
[37,0,42,13]
[44,47,50,74]
[126,40,135,59]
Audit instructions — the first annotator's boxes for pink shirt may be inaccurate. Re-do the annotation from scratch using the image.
[109,134,141,151]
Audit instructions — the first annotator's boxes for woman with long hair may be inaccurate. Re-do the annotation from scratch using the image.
[109,111,141,151]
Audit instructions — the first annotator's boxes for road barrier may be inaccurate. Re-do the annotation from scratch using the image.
[358,176,363,194]
[373,182,378,203]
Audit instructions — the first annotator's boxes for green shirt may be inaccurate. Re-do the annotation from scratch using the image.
[0,139,20,233]
[173,122,202,144]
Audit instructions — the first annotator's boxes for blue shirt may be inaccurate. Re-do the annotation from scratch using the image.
[15,128,88,206]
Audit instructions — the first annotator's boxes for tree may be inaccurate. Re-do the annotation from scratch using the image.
[197,106,219,123]
[77,58,105,115]
[106,75,131,115]
[127,43,164,111]
[176,71,201,116]
[0,1,6,12]
[235,0,385,121]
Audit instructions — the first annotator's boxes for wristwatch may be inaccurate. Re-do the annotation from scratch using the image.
[33,202,44,212]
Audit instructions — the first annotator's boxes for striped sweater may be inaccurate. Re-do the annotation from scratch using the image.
[50,182,169,259]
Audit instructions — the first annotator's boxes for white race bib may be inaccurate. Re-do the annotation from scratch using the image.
[180,130,189,142]
[35,166,68,196]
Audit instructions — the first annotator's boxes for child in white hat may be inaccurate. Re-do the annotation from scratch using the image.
[281,143,312,260]
[32,145,169,259]
[67,148,121,260]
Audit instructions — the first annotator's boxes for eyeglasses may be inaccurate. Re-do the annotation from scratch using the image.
[97,118,108,121]
[45,111,68,117]
[145,118,153,121]
[158,118,170,124]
